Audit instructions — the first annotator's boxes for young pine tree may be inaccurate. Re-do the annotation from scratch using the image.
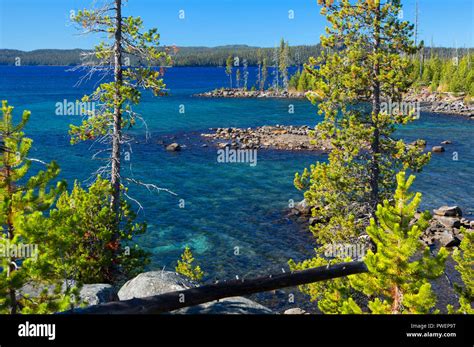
[448,228,473,314]
[294,0,430,244]
[175,246,204,281]
[46,177,149,284]
[290,172,448,314]
[0,101,73,314]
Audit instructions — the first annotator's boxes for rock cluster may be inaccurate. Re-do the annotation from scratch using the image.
[422,206,473,247]
[195,88,306,99]
[202,125,329,151]
[288,200,472,249]
[404,88,474,118]
[19,271,273,314]
[118,271,273,314]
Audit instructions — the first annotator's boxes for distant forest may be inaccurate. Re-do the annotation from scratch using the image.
[0,45,471,67]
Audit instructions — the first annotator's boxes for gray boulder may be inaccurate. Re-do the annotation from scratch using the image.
[431,146,445,153]
[80,284,117,305]
[438,230,461,248]
[283,308,307,314]
[434,216,462,229]
[172,296,273,314]
[433,206,462,217]
[118,271,196,300]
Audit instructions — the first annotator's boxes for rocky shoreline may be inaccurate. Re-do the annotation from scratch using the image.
[404,88,474,118]
[194,88,306,99]
[289,201,472,249]
[201,125,330,151]
[194,87,474,118]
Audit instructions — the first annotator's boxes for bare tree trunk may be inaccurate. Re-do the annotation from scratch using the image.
[62,261,368,314]
[370,3,381,218]
[110,0,123,220]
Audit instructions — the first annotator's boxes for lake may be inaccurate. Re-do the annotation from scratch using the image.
[0,66,473,294]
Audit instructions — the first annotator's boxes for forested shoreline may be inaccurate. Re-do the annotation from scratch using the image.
[0,46,470,67]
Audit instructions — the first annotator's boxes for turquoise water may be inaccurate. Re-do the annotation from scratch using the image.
[0,66,473,284]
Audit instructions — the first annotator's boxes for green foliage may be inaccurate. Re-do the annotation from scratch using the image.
[279,39,290,90]
[70,3,171,147]
[412,55,474,96]
[225,55,233,88]
[447,228,473,314]
[295,0,430,243]
[290,172,448,314]
[1,46,467,67]
[0,101,75,314]
[175,246,204,281]
[45,177,150,284]
[289,70,315,92]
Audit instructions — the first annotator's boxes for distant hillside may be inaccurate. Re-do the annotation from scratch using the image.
[0,45,470,67]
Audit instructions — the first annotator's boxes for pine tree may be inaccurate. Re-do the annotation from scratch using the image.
[236,69,241,89]
[261,57,268,90]
[294,0,430,243]
[226,55,233,88]
[447,228,473,314]
[44,177,149,284]
[290,172,448,314]
[0,101,73,314]
[176,246,204,281]
[279,39,289,90]
[71,0,171,224]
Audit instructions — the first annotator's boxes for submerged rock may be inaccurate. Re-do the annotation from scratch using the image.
[432,146,445,153]
[166,143,181,152]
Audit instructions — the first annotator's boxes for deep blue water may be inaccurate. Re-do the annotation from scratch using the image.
[0,66,473,284]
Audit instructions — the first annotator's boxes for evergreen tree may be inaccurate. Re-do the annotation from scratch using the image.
[448,228,473,314]
[176,246,204,281]
[71,0,171,224]
[45,177,149,284]
[261,57,268,90]
[294,0,430,243]
[290,172,448,314]
[279,39,290,90]
[225,55,233,88]
[236,69,241,89]
[0,101,73,314]
[243,59,249,90]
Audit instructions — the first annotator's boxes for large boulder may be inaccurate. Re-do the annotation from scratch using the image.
[19,282,117,306]
[118,271,273,314]
[118,271,196,300]
[171,296,273,315]
[80,284,118,305]
[434,216,462,229]
[431,146,445,153]
[433,206,462,218]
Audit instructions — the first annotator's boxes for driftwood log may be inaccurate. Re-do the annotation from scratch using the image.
[63,261,367,314]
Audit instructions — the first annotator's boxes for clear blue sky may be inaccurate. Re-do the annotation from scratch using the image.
[0,0,472,50]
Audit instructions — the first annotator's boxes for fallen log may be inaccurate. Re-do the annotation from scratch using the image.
[63,261,367,314]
